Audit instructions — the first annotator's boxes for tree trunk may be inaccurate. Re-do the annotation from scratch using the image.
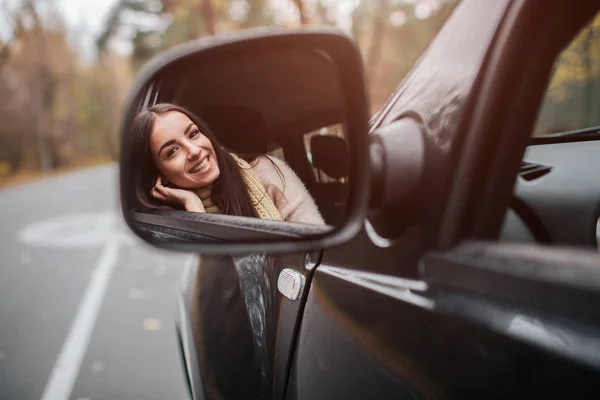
[202,0,216,35]
[351,1,366,47]
[40,74,60,169]
[35,93,57,171]
[582,26,594,127]
[36,129,53,170]
[241,0,265,29]
[29,1,58,170]
[0,10,24,68]
[315,1,332,25]
[98,57,119,161]
[366,0,390,83]
[293,0,308,25]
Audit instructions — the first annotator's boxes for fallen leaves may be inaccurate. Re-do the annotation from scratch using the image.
[142,318,162,332]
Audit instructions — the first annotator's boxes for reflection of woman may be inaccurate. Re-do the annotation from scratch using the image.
[129,103,325,225]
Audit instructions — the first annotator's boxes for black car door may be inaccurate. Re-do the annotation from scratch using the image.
[180,250,321,400]
[287,0,600,399]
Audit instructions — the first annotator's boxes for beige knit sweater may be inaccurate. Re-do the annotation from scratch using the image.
[197,155,325,225]
[251,156,325,225]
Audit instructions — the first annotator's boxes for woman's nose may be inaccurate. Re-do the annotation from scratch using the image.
[186,144,201,160]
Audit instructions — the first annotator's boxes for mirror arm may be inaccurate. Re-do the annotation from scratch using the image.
[368,137,385,209]
[368,118,425,238]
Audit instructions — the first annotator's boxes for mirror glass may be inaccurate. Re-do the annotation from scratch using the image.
[122,41,353,244]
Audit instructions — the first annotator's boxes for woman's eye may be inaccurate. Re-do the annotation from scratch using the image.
[166,147,178,158]
[189,129,200,139]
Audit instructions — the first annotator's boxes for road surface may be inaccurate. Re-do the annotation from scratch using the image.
[0,164,193,400]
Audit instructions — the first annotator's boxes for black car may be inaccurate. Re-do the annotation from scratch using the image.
[119,0,600,398]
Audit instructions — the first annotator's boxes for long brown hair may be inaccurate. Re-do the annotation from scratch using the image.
[126,103,259,218]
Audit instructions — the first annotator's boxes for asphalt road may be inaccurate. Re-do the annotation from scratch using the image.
[0,165,194,400]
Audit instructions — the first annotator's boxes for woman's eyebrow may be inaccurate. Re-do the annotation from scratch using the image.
[157,123,195,156]
[158,140,176,157]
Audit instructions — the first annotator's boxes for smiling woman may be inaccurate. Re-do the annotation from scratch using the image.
[128,103,325,225]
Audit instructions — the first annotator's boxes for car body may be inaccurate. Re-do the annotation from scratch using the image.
[164,1,600,399]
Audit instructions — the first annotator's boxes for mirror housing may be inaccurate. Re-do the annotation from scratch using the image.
[119,28,371,255]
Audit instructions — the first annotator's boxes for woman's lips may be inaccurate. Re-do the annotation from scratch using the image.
[189,155,210,174]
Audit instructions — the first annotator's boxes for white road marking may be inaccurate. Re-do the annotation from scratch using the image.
[20,252,31,264]
[90,361,105,373]
[142,318,163,332]
[40,234,121,400]
[17,211,182,398]
[19,212,115,249]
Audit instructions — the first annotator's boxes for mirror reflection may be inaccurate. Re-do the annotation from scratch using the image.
[123,44,351,239]
[130,103,333,225]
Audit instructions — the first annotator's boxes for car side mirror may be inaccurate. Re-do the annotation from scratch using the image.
[119,28,371,254]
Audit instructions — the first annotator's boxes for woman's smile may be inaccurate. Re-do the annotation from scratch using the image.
[189,155,211,174]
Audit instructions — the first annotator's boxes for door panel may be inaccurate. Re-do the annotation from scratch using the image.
[183,251,318,399]
[289,257,600,399]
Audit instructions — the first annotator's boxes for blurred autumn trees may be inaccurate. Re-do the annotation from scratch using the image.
[535,12,600,136]
[1,0,507,182]
[0,0,130,178]
[97,0,459,109]
[2,0,598,183]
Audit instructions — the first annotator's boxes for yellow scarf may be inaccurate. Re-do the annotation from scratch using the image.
[196,153,283,221]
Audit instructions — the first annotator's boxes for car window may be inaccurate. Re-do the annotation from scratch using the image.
[303,124,346,183]
[503,11,600,250]
[266,143,285,161]
[534,12,600,137]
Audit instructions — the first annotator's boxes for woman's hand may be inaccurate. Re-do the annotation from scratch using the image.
[152,176,205,212]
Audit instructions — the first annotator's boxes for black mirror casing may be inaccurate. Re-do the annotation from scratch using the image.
[119,28,371,255]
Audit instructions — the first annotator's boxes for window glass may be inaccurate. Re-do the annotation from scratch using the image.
[534,13,600,136]
[266,143,285,161]
[303,124,346,183]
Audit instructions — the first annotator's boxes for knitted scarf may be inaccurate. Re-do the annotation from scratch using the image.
[196,153,283,221]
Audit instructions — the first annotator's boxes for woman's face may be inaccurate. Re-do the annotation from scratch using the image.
[149,111,220,189]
